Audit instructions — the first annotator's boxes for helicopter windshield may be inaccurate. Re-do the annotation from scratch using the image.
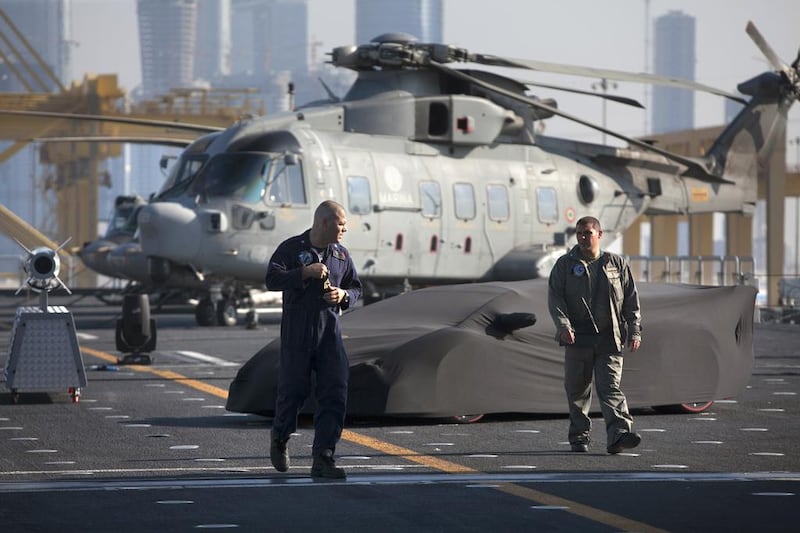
[156,154,209,199]
[191,152,306,205]
[104,201,140,237]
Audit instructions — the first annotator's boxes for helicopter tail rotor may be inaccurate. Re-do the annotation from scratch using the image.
[746,20,800,99]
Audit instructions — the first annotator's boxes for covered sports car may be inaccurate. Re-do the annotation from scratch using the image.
[226,280,756,419]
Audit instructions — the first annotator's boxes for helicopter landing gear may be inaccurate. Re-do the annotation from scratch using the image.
[195,298,216,326]
[216,297,238,327]
[194,294,241,327]
[115,294,157,359]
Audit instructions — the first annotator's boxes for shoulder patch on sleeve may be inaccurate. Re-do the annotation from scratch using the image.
[332,244,346,260]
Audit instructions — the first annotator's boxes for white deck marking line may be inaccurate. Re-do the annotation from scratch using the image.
[3,471,799,491]
[173,350,239,367]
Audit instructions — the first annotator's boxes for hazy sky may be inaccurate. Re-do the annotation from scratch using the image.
[70,0,799,156]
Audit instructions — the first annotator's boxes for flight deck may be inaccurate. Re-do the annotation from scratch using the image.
[1,294,798,532]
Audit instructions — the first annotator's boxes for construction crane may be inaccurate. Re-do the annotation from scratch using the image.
[0,8,265,288]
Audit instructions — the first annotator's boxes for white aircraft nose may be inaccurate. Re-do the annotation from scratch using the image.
[138,203,201,263]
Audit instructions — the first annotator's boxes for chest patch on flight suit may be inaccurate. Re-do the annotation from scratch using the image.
[298,250,314,265]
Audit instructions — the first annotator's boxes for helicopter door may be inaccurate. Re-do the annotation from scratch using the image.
[596,176,639,234]
[371,154,432,282]
[436,180,484,282]
[416,178,444,281]
[336,150,380,272]
[483,182,514,271]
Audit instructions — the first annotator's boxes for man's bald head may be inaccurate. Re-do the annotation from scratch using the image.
[310,200,347,247]
[314,200,345,225]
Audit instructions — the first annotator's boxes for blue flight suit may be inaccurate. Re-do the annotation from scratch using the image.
[265,229,361,456]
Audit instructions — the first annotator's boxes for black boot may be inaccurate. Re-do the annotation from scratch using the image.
[311,449,346,479]
[270,438,289,472]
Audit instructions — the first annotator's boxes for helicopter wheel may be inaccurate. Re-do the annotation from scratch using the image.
[216,298,238,327]
[195,298,216,326]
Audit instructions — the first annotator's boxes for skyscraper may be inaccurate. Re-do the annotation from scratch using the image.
[195,0,232,81]
[137,0,197,98]
[356,0,442,44]
[232,0,308,77]
[651,10,695,134]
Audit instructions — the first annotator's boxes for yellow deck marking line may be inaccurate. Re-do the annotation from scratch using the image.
[495,483,667,532]
[341,430,475,473]
[82,347,227,399]
[81,346,666,531]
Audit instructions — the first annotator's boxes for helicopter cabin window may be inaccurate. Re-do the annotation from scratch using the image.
[486,184,509,221]
[419,180,442,218]
[268,157,307,205]
[347,176,372,215]
[453,182,476,221]
[536,187,558,224]
[578,175,598,205]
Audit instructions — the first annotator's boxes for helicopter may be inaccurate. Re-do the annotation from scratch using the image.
[131,23,793,314]
[2,22,795,352]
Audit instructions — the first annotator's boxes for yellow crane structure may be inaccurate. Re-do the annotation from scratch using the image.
[0,8,264,287]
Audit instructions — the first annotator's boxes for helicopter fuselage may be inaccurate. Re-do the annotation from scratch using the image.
[136,91,755,300]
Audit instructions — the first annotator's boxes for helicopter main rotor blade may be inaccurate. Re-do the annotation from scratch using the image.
[31,135,193,147]
[513,78,644,108]
[0,109,226,133]
[469,53,746,104]
[431,61,726,182]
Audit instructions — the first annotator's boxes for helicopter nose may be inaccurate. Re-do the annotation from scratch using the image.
[77,239,117,277]
[106,241,148,281]
[138,203,201,264]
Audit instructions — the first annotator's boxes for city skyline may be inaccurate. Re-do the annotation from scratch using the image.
[69,0,799,150]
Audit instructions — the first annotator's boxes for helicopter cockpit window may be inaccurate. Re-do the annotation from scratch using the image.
[347,176,371,215]
[486,184,510,221]
[578,175,598,205]
[419,180,442,218]
[536,187,558,224]
[106,203,140,236]
[195,153,271,202]
[267,157,307,205]
[156,155,208,199]
[453,182,476,221]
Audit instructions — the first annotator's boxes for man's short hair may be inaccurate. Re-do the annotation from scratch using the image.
[576,216,601,231]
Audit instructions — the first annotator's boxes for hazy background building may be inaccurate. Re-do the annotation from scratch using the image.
[195,0,232,81]
[137,0,197,98]
[652,10,695,134]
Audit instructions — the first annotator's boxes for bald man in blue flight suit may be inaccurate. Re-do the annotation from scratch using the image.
[265,200,362,479]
